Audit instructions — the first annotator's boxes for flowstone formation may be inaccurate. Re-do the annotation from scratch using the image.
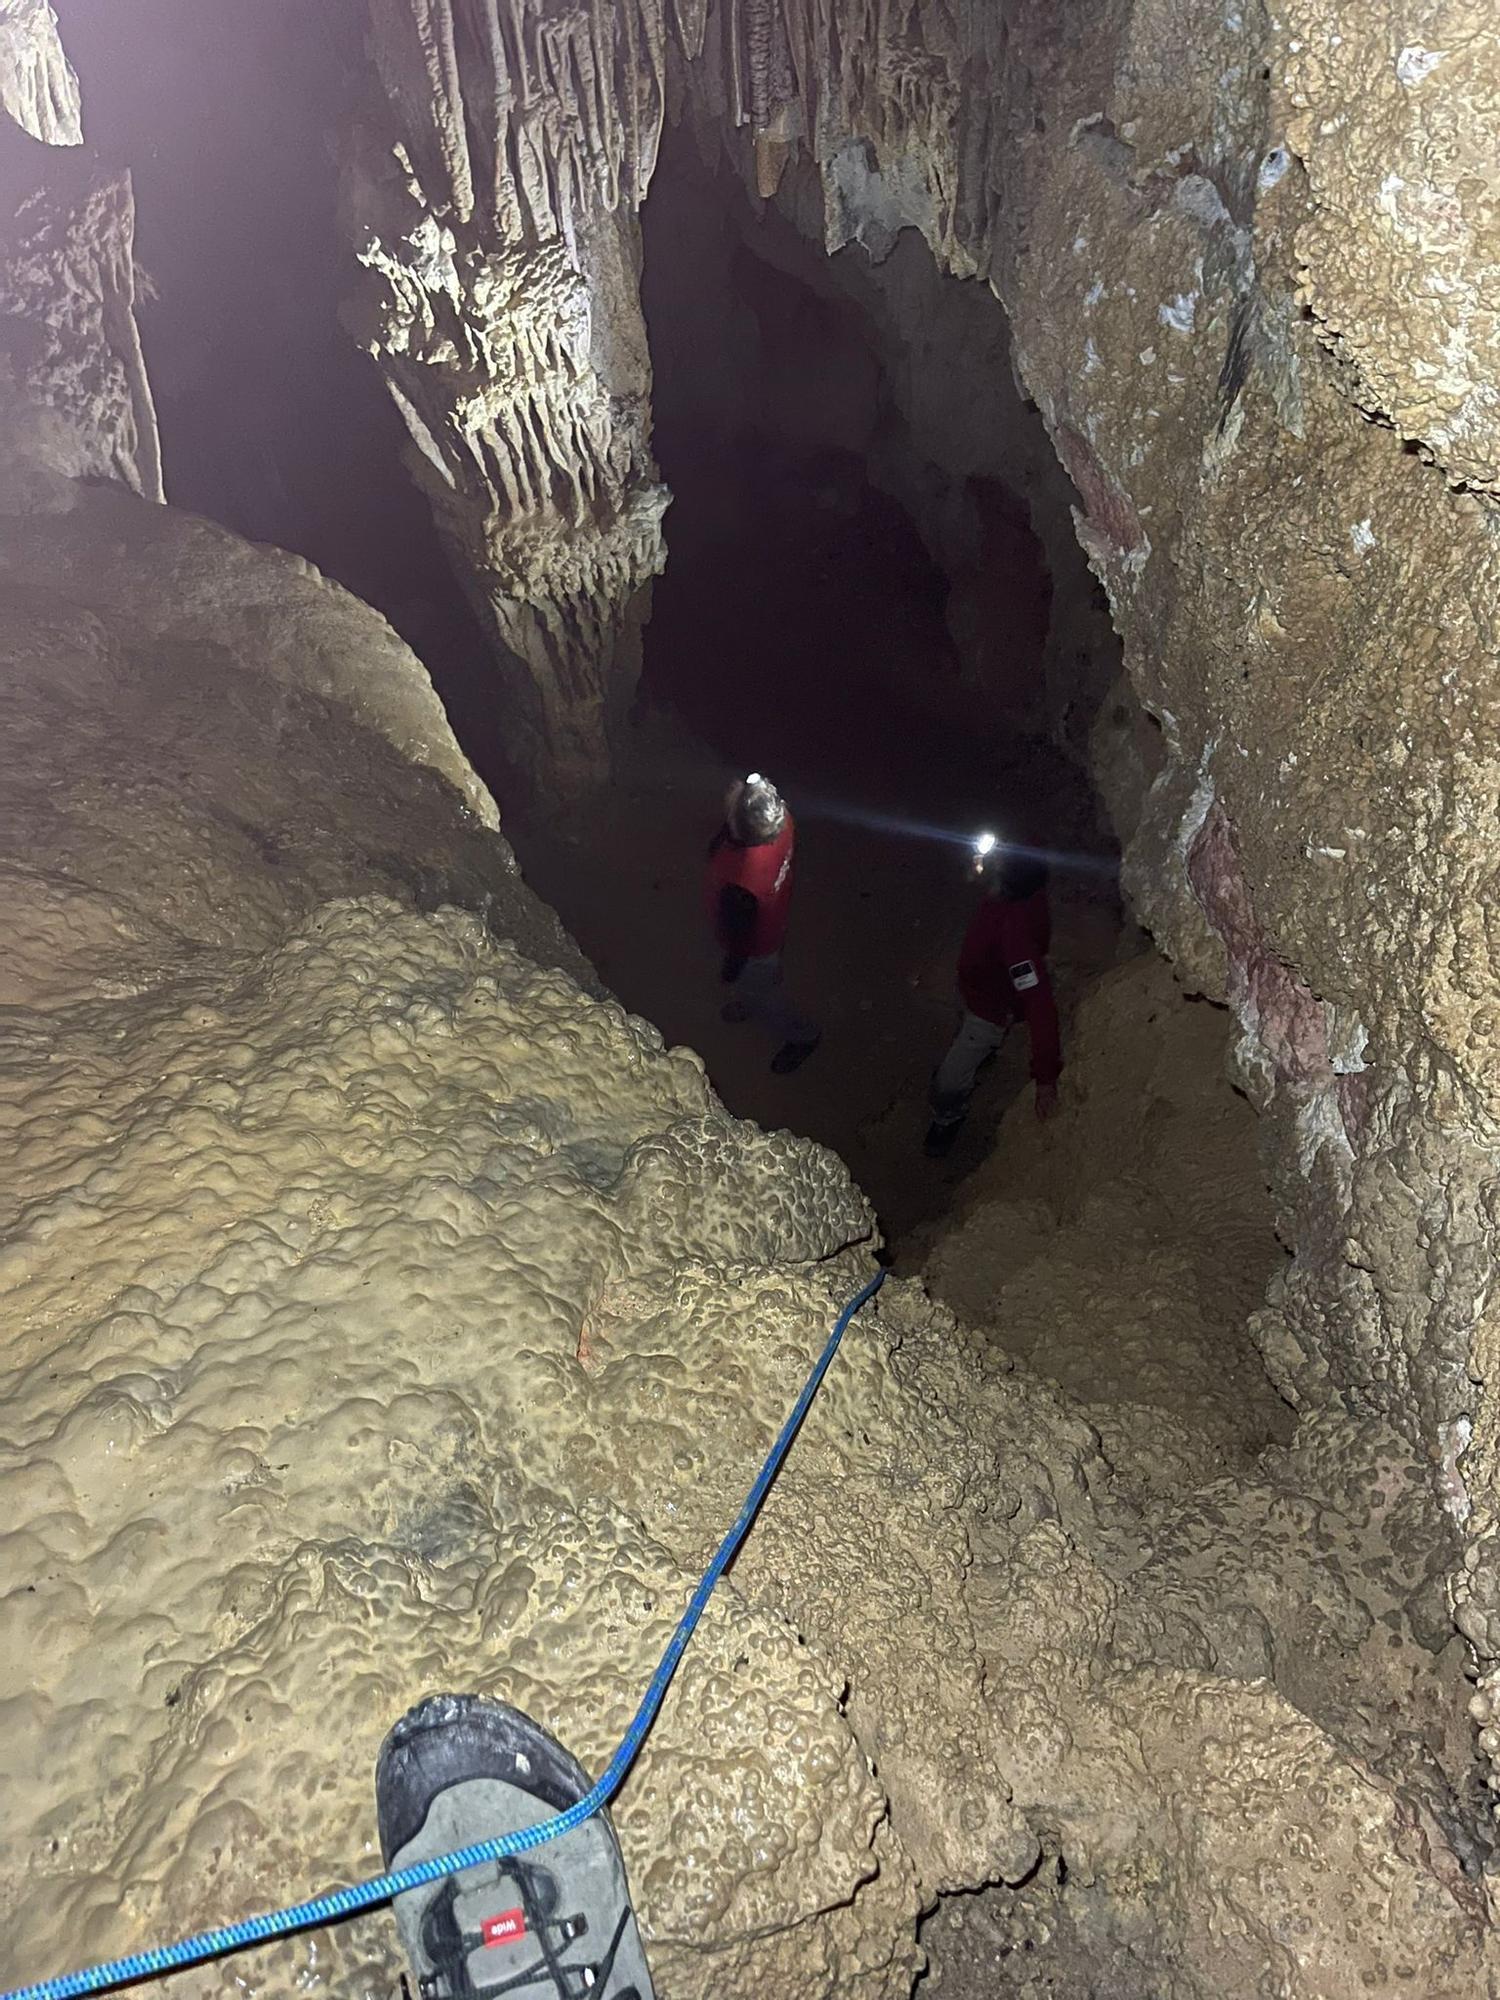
[340,0,670,789]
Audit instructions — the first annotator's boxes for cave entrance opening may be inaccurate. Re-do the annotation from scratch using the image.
[509,124,1128,1242]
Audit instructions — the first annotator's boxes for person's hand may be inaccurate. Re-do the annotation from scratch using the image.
[1035,1082,1059,1122]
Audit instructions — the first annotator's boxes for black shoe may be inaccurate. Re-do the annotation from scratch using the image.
[923,1119,963,1158]
[771,1034,821,1075]
[376,1694,655,1999]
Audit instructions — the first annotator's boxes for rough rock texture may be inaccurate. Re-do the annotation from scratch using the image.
[971,0,1500,1815]
[341,3,670,789]
[9,3,1500,1991]
[919,960,1492,1994]
[0,2,161,504]
[6,597,1491,2000]
[341,1,1120,789]
[0,120,163,504]
[0,482,499,828]
[927,957,1293,1498]
[601,0,1500,1835]
[0,0,80,144]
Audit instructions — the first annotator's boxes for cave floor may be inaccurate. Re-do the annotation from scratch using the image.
[508,700,1125,1250]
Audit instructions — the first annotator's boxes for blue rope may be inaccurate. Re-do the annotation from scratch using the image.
[5,1267,885,2000]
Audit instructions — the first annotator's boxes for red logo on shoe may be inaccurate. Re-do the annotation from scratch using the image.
[481,1908,527,1947]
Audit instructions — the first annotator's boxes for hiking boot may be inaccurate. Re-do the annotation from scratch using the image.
[923,1118,963,1159]
[376,1693,655,1999]
[770,1034,821,1075]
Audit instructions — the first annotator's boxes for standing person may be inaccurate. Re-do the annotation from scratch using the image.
[705,772,822,1074]
[925,836,1061,1157]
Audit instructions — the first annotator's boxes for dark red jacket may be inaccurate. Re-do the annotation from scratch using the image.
[705,814,796,957]
[958,887,1062,1084]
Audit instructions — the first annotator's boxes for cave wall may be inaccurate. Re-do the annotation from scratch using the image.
[9,12,1500,1992]
[340,0,671,789]
[984,0,1500,1748]
[0,0,161,504]
[347,0,1500,1790]
[343,0,1122,790]
[705,0,1500,1777]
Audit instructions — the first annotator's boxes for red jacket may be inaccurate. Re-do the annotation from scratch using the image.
[705,814,796,957]
[958,887,1062,1084]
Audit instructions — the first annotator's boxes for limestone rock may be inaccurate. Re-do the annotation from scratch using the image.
[2,477,1496,1999]
[0,483,500,828]
[341,2,671,790]
[0,118,163,504]
[0,0,79,144]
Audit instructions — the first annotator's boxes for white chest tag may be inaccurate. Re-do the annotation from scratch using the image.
[1009,959,1040,992]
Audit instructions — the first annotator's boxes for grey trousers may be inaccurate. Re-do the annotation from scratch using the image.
[929,1009,1009,1126]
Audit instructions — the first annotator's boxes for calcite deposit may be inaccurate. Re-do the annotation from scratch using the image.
[340,4,670,789]
[0,0,80,145]
[7,1,1500,1994]
[3,573,1491,1996]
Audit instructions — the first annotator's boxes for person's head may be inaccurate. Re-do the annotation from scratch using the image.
[972,833,1048,900]
[725,772,787,845]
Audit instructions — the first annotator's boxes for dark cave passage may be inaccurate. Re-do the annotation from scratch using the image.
[508,129,1127,1241]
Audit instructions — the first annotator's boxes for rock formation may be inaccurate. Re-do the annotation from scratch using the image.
[0,0,161,503]
[340,0,671,789]
[0,0,80,144]
[341,12,1500,1812]
[3,538,1492,1992]
[6,3,1500,1996]
[648,0,1500,1829]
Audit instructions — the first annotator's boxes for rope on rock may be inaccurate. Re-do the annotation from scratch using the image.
[5,1266,887,2000]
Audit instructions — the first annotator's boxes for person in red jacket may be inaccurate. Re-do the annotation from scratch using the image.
[706,772,821,1074]
[925,837,1061,1156]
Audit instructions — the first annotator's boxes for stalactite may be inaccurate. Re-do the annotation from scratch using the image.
[343,0,991,790]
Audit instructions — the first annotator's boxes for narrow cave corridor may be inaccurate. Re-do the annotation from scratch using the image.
[4,3,1500,1997]
[508,126,1127,1237]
